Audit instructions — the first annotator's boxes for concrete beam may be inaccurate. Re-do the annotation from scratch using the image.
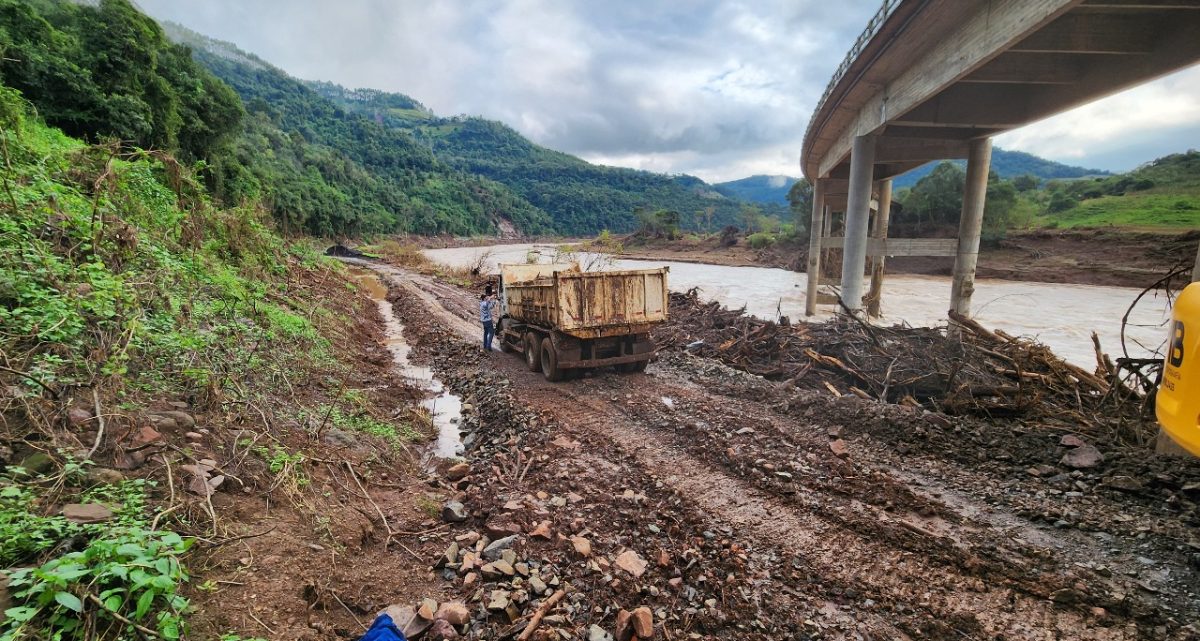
[1082,0,1200,7]
[881,125,1002,140]
[950,138,993,318]
[894,84,1036,128]
[1010,12,1166,53]
[961,52,1084,84]
[805,180,826,316]
[867,179,893,319]
[813,0,1079,179]
[874,137,972,163]
[840,134,876,313]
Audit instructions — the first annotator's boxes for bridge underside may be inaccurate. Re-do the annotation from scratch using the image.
[802,0,1200,318]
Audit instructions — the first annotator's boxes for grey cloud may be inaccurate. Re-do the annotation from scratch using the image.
[138,0,1198,182]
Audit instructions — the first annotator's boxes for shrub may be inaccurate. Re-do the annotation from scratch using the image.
[747,232,776,250]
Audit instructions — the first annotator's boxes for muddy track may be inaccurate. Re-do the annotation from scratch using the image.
[370,261,1198,640]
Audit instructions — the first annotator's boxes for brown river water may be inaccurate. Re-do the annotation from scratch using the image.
[423,243,1174,368]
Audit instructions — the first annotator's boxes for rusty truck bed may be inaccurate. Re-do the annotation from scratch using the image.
[501,265,669,339]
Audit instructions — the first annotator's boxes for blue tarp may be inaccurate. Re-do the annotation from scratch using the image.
[359,614,408,641]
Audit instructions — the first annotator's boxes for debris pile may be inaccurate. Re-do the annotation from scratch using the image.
[656,289,1149,434]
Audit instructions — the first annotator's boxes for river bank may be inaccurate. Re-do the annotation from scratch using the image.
[604,228,1199,290]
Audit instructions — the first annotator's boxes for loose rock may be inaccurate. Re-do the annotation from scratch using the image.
[442,500,468,523]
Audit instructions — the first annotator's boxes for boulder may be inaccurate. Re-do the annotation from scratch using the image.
[632,607,653,637]
[435,601,470,626]
[570,536,592,558]
[444,462,471,481]
[442,501,468,523]
[482,534,518,561]
[614,550,648,578]
[62,503,113,524]
[829,439,849,458]
[1060,444,1104,469]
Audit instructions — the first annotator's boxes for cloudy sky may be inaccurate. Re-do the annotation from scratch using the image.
[139,0,1200,183]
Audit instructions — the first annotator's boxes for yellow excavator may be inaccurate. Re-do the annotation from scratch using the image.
[1157,281,1200,456]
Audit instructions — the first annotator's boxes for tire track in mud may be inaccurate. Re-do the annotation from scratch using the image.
[503,370,1135,641]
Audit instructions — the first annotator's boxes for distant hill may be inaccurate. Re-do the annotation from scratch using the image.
[714,175,799,206]
[307,82,788,234]
[1039,150,1200,229]
[893,148,1108,189]
[715,149,1105,207]
[163,23,551,236]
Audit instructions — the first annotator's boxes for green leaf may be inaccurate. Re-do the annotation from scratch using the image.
[104,594,123,612]
[53,591,82,613]
[4,605,39,622]
[135,590,154,619]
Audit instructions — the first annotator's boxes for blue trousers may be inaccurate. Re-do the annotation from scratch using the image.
[482,319,495,350]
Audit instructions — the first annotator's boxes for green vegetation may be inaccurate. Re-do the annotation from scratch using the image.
[890,152,1199,238]
[305,81,791,234]
[1,476,192,640]
[1033,151,1200,229]
[0,0,242,163]
[0,61,420,637]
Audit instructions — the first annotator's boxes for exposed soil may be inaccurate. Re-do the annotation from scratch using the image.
[610,228,1200,289]
[361,259,1200,641]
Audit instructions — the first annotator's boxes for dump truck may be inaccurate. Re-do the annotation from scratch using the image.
[496,263,669,381]
[1157,281,1199,456]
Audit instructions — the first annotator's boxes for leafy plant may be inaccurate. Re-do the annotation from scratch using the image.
[3,529,192,640]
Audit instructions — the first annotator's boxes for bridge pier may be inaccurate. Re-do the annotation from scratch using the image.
[866,178,893,318]
[805,179,827,316]
[949,137,993,318]
[840,134,876,312]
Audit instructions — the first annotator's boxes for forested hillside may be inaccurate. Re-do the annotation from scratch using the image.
[0,1,550,237]
[306,78,791,234]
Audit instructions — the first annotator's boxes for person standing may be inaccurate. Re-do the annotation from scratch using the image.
[480,291,498,351]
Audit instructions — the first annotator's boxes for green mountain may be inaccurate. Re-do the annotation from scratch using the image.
[714,151,1109,208]
[305,81,787,234]
[714,175,799,205]
[1037,150,1200,229]
[893,148,1108,188]
[161,23,552,237]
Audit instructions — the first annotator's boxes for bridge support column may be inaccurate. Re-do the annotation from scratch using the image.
[840,134,875,312]
[950,137,992,318]
[866,178,893,318]
[805,179,827,316]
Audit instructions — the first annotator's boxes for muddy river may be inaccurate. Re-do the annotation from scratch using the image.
[423,243,1174,368]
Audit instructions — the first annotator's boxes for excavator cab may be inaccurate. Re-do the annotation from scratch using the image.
[1157,282,1200,456]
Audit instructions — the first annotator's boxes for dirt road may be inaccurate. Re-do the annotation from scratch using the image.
[371,261,1200,640]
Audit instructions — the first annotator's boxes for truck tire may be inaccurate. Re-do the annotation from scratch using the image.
[498,319,514,353]
[525,333,542,372]
[541,339,565,382]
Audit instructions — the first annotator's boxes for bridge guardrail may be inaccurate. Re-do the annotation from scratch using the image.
[802,0,901,165]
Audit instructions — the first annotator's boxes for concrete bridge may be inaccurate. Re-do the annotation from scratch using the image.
[801,0,1200,318]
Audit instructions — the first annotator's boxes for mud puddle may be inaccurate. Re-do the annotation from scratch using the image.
[348,266,464,460]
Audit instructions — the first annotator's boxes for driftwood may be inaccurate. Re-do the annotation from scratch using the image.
[657,289,1154,438]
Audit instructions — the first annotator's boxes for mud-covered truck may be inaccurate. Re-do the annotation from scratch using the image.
[496,263,669,381]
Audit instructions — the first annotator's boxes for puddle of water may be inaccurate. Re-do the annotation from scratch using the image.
[349,268,464,460]
[423,243,1173,368]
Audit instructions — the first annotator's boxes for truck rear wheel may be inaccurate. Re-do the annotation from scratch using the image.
[541,340,565,382]
[525,333,542,372]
